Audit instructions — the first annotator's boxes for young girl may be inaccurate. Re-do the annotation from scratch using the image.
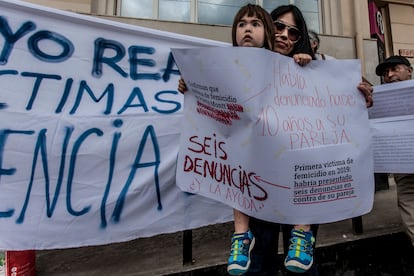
[221,6,316,274]
[222,4,275,275]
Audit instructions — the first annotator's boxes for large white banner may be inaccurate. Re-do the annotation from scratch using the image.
[173,47,375,225]
[0,0,233,250]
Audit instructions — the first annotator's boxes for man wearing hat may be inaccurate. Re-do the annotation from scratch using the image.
[376,55,412,83]
[375,55,414,247]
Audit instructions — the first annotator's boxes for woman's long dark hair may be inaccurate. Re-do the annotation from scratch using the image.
[232,4,275,51]
[270,5,315,59]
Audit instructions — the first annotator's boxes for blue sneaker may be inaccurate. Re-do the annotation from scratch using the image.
[227,230,255,275]
[284,229,315,273]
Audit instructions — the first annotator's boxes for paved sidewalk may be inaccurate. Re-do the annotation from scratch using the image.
[35,179,403,275]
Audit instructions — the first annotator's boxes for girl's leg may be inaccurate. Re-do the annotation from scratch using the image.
[233,209,250,233]
[294,224,311,231]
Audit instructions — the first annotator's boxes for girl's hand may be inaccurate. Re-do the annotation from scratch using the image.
[357,80,373,108]
[293,53,312,66]
[178,77,188,94]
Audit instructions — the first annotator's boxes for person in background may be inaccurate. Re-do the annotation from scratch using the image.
[308,30,335,60]
[375,55,414,247]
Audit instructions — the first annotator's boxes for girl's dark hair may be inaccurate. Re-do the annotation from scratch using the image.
[232,4,275,51]
[270,5,315,59]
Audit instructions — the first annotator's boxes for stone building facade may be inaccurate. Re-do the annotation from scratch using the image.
[19,0,414,84]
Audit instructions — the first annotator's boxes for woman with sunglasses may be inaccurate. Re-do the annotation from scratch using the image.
[272,6,313,59]
[247,5,373,276]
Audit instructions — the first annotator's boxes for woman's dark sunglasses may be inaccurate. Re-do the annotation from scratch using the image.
[273,20,301,43]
